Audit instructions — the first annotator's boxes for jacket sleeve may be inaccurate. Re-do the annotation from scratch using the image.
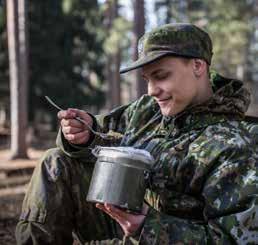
[138,146,258,244]
[56,101,137,160]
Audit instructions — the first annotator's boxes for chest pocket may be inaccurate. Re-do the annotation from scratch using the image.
[144,130,205,219]
[147,131,200,189]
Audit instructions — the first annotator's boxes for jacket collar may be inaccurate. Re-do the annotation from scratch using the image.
[159,71,249,133]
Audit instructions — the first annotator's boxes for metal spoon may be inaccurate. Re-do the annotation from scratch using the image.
[45,96,110,139]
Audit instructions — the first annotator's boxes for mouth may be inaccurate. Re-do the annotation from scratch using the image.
[157,97,172,104]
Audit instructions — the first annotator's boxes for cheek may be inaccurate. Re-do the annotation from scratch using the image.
[167,78,185,97]
[172,82,197,107]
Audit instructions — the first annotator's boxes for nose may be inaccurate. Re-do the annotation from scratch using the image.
[148,81,161,97]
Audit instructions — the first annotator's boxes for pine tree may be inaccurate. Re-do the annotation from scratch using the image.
[28,0,106,128]
[7,0,29,159]
[133,0,146,98]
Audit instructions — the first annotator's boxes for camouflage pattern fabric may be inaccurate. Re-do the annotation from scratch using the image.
[16,71,258,244]
[15,148,124,245]
[120,23,213,74]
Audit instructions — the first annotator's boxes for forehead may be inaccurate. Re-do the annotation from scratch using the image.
[141,56,188,75]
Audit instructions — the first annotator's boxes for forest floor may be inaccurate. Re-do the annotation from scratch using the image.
[0,147,82,245]
[0,148,43,245]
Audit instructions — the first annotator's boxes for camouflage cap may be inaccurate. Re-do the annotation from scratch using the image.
[120,23,213,74]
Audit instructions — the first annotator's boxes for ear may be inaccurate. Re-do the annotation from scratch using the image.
[192,59,207,77]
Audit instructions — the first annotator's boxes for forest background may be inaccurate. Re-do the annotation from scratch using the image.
[0,0,258,244]
[1,0,258,156]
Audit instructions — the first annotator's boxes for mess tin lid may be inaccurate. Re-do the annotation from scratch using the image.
[92,146,155,170]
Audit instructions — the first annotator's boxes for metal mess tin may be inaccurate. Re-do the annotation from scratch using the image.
[86,146,154,213]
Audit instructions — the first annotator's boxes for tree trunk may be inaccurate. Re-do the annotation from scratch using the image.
[112,48,121,106]
[166,0,171,23]
[178,0,188,22]
[7,0,28,159]
[105,0,121,109]
[133,0,146,99]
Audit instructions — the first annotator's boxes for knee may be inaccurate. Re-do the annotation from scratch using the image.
[42,148,66,161]
[35,148,72,182]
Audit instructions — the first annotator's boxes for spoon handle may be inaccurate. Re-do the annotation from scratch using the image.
[44,96,106,138]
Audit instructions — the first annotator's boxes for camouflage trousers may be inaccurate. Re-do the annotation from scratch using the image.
[15,148,129,245]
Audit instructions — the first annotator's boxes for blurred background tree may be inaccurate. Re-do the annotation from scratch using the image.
[154,0,257,78]
[28,0,106,130]
[0,1,9,127]
[103,0,129,109]
[0,0,258,153]
[133,0,146,98]
[7,0,29,159]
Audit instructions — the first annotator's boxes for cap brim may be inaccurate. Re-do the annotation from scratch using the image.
[119,51,207,74]
[119,51,174,74]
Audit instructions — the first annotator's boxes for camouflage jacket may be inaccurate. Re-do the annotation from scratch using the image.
[57,72,258,244]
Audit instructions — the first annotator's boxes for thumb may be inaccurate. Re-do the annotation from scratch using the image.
[68,108,93,126]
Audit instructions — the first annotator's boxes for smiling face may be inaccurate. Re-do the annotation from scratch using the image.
[142,56,211,116]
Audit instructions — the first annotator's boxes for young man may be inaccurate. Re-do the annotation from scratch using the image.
[16,23,258,244]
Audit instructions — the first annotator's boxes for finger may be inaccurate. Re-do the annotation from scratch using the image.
[57,110,76,120]
[101,204,135,236]
[66,131,90,143]
[96,203,120,219]
[96,204,144,236]
[67,108,93,127]
[60,118,87,129]
[62,125,87,135]
[73,109,93,124]
[65,130,90,143]
[96,203,103,208]
[105,204,124,215]
[96,203,117,221]
[96,203,105,211]
[97,204,134,223]
[96,203,113,215]
[104,204,128,221]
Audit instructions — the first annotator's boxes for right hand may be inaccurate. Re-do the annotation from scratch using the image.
[58,108,93,145]
[96,203,149,236]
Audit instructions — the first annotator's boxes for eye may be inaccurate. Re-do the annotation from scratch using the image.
[154,72,170,80]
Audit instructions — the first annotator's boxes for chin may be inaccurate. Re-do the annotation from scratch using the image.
[161,109,174,116]
[160,107,181,116]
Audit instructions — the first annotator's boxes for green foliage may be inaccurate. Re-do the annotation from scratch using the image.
[28,0,106,127]
[0,0,107,128]
[154,0,255,78]
[100,0,132,65]
[189,0,253,76]
[104,17,131,55]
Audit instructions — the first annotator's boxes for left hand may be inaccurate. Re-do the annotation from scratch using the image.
[96,203,148,236]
